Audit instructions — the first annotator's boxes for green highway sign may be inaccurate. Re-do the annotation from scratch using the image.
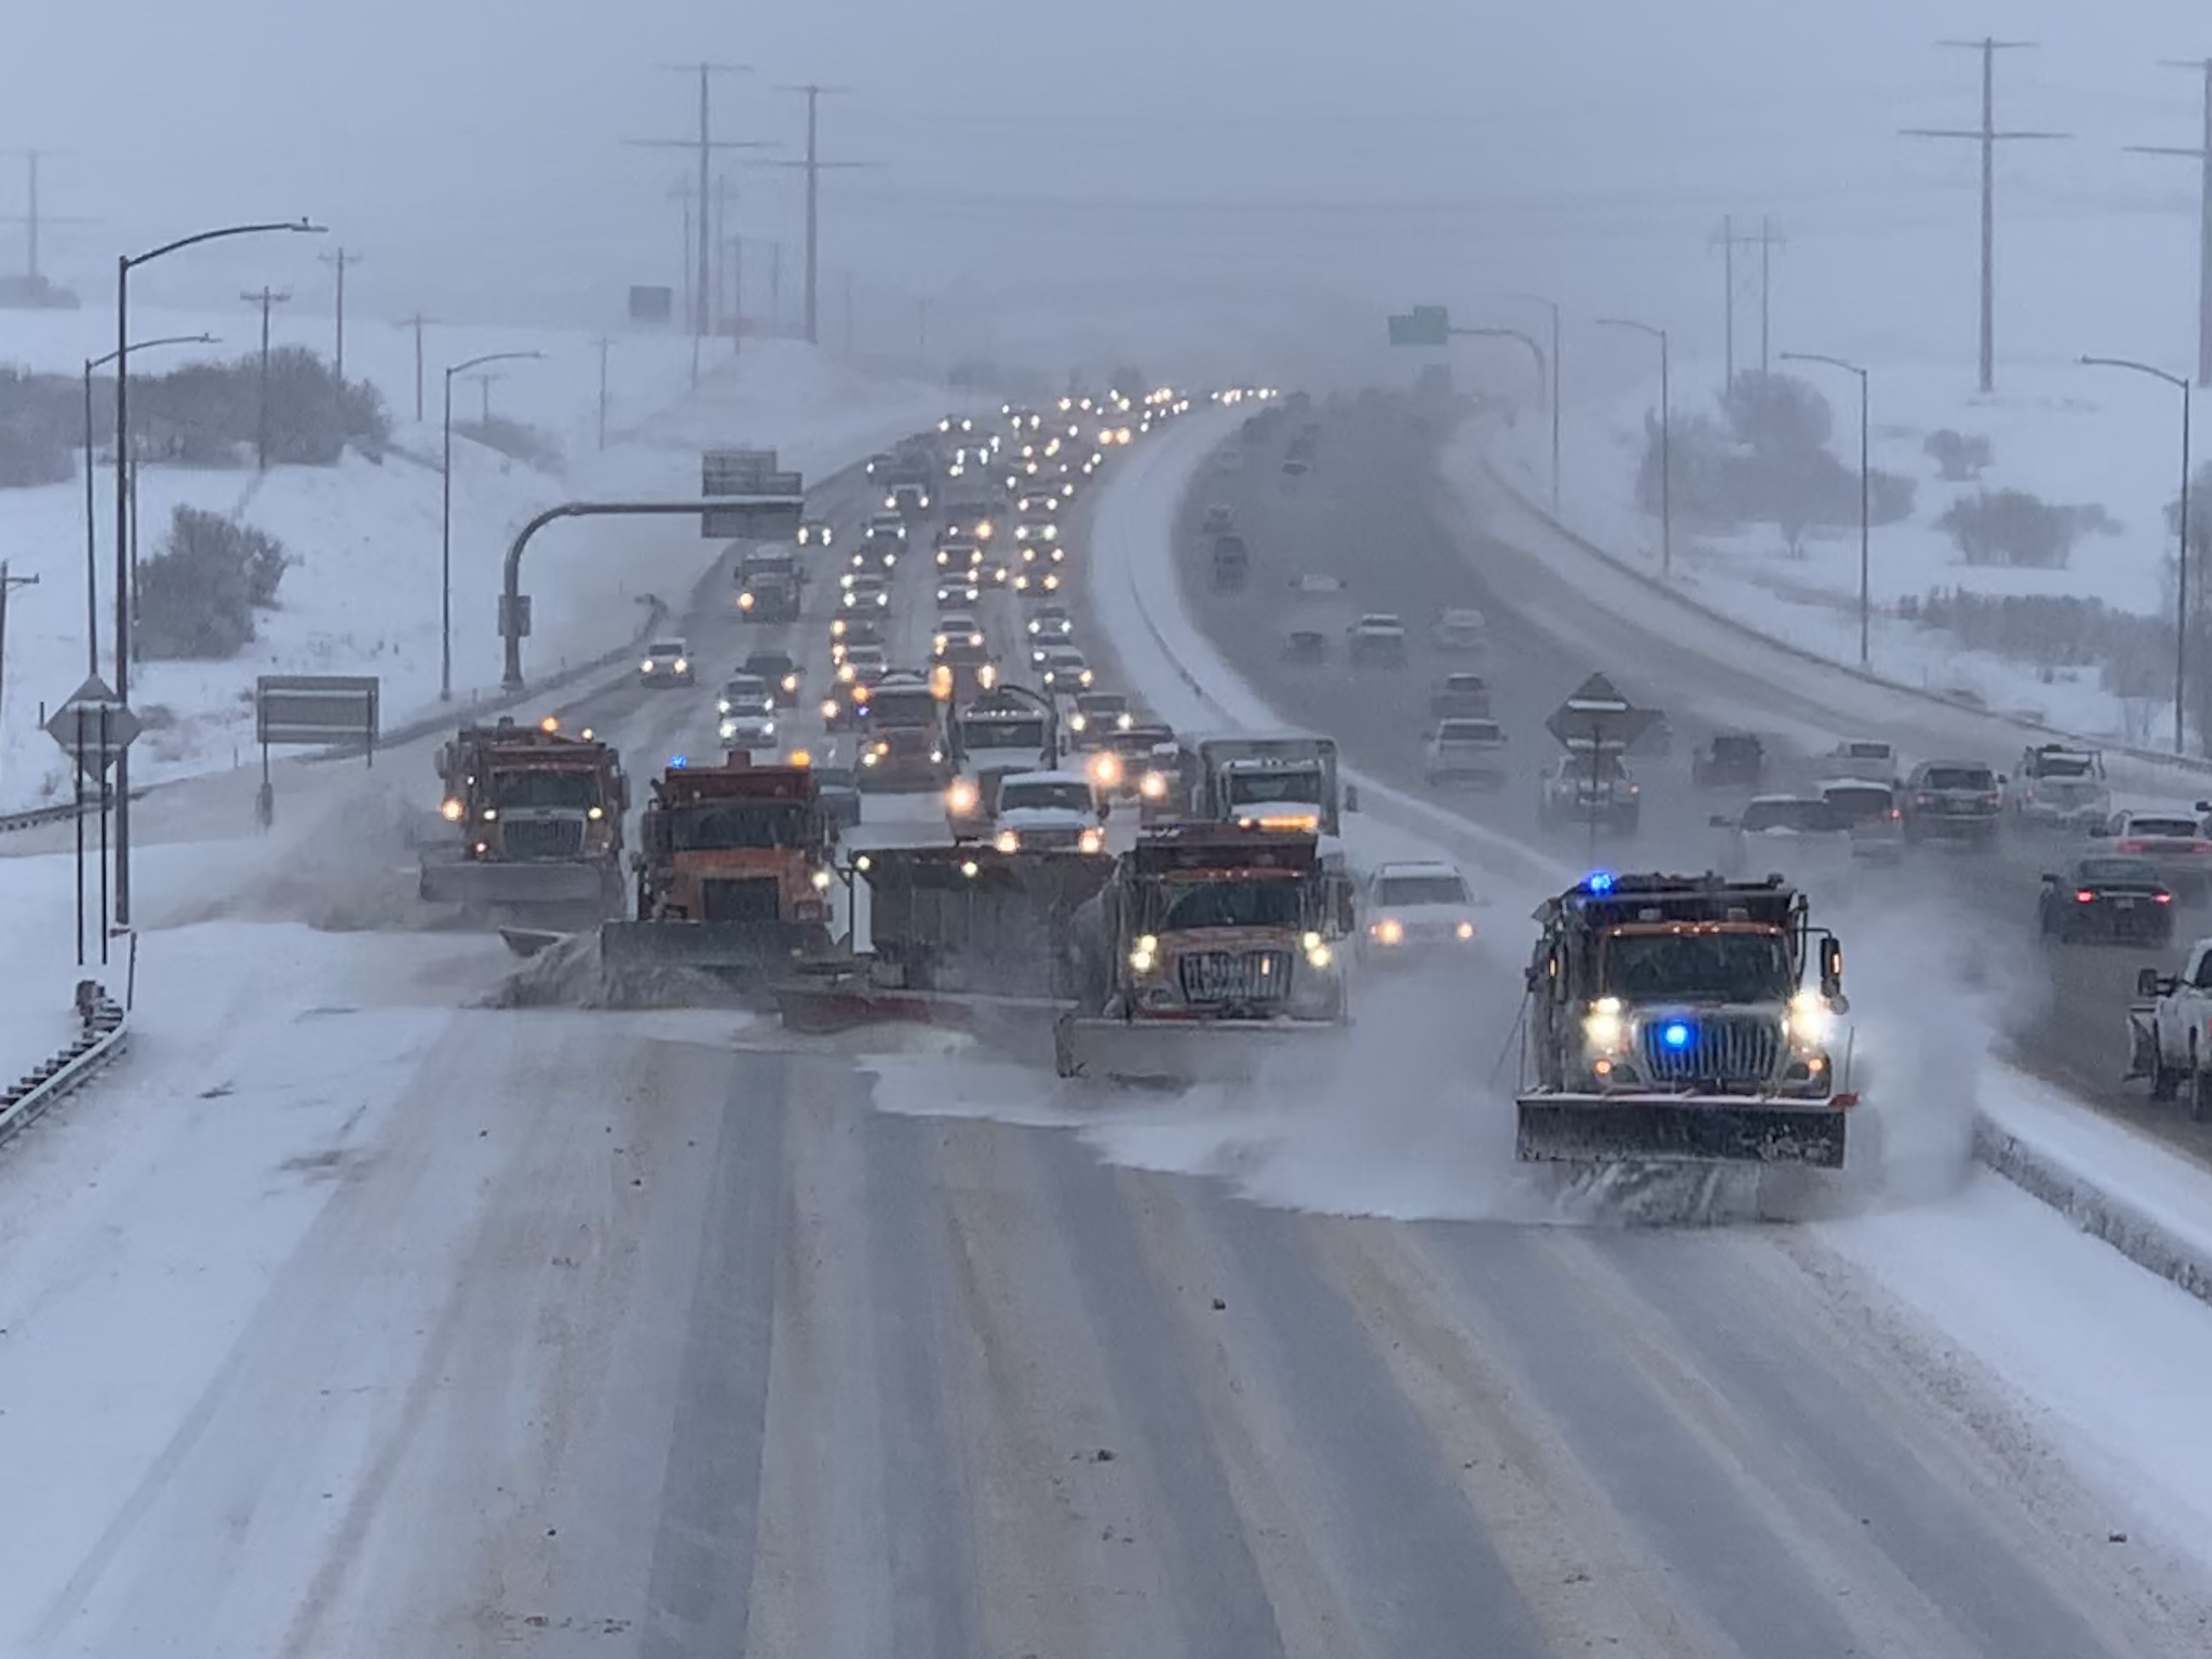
[1387,304,1452,347]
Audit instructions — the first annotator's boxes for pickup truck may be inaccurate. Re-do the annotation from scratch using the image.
[2127,937,2212,1117]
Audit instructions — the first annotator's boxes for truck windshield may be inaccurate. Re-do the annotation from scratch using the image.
[960,716,1046,750]
[867,691,940,727]
[1923,766,1994,791]
[489,770,601,810]
[1001,781,1093,813]
[667,802,812,851]
[1158,878,1305,932]
[1601,932,1793,1003]
[1378,874,1467,906]
[1224,766,1324,806]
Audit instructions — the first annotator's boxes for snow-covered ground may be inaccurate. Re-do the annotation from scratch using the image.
[1098,400,2212,1571]
[1483,359,2192,747]
[0,305,966,810]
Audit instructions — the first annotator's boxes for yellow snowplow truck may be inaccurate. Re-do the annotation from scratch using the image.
[419,717,628,932]
[1054,823,1355,1085]
[1516,871,1857,1167]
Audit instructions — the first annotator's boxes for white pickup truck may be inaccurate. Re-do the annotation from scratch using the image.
[2126,938,2212,1118]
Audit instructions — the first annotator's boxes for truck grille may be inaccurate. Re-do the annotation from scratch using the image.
[1635,1013,1780,1087]
[1178,949,1292,1004]
[501,818,585,861]
[701,876,781,922]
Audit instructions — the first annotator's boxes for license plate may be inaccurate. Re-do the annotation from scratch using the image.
[2117,897,2137,909]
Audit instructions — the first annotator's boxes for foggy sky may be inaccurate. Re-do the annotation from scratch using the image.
[12,1,2212,380]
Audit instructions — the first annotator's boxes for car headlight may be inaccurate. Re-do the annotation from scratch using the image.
[1089,753,1122,787]
[1130,934,1159,973]
[716,698,733,714]
[1456,921,1476,940]
[782,674,799,692]
[1069,713,1087,731]
[810,867,833,891]
[821,698,841,719]
[839,663,855,682]
[1115,712,1134,730]
[947,780,979,814]
[1372,917,1404,946]
[719,719,739,739]
[674,659,688,673]
[439,798,464,822]
[861,751,879,767]
[641,658,656,672]
[482,808,498,821]
[1079,827,1103,854]
[737,591,755,610]
[995,829,1020,853]
[1788,988,1833,1048]
[1583,996,1624,1054]
[1077,668,1093,686]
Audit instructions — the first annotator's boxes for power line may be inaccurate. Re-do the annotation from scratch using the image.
[757,84,875,346]
[1902,37,2069,393]
[624,63,774,337]
[2127,58,2212,388]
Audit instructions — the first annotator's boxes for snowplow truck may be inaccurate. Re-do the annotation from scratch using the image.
[944,686,1059,838]
[419,718,628,926]
[1516,872,1855,1167]
[1180,731,1346,837]
[1054,823,1354,1085]
[600,753,836,975]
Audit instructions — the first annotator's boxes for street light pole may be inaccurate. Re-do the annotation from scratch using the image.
[1597,317,1671,577]
[1504,293,1562,511]
[82,334,216,679]
[1779,352,1872,667]
[2082,355,2193,751]
[112,218,324,931]
[441,349,545,702]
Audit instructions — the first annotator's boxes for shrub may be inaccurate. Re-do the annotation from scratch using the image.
[1924,428,1994,482]
[137,506,293,660]
[1936,488,2100,569]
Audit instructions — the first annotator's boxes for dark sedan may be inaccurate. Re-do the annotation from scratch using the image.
[2038,855,2174,944]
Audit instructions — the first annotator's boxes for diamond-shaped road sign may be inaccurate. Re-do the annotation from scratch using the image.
[1544,673,1657,753]
[44,674,142,780]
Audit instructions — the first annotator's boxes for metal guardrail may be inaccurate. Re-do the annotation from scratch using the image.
[0,981,128,1149]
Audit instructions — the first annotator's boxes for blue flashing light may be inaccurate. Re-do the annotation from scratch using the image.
[670,755,690,769]
[1662,1021,1692,1050]
[1584,870,1616,894]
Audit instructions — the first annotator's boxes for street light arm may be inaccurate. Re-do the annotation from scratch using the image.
[87,332,219,373]
[447,349,546,380]
[126,219,325,269]
[1779,349,1866,379]
[1596,316,1663,343]
[2080,353,2187,390]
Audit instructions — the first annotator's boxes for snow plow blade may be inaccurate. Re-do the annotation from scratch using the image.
[1053,1014,1350,1085]
[499,927,571,958]
[1515,1093,1849,1168]
[599,919,833,976]
[419,855,610,908]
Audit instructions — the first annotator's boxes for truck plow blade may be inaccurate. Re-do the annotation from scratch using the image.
[1053,1014,1350,1086]
[420,857,610,908]
[1515,1093,1849,1169]
[599,919,833,975]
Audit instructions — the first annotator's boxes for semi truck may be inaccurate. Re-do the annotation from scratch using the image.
[735,546,803,623]
[855,670,952,792]
[419,717,627,930]
[1515,871,1856,1167]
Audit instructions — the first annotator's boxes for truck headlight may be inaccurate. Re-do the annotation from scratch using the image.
[1372,917,1404,946]
[481,808,498,821]
[674,659,688,674]
[810,868,833,892]
[995,829,1020,853]
[781,674,799,692]
[821,698,841,719]
[1455,921,1475,940]
[440,798,464,822]
[1089,753,1122,788]
[737,591,755,610]
[1078,826,1103,854]
[1130,934,1159,973]
[588,805,605,821]
[1583,996,1624,1053]
[946,780,979,814]
[861,751,878,768]
[1305,940,1333,969]
[1788,989,1833,1048]
[719,719,738,740]
[1140,771,1167,800]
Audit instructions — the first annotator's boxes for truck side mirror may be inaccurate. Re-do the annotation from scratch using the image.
[1819,936,1843,1000]
[1708,814,1734,829]
[2138,967,2164,999]
[2196,800,2212,815]
[1344,784,1361,812]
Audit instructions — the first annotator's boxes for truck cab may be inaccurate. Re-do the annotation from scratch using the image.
[856,673,950,793]
[2013,743,2109,832]
[2129,938,2212,1115]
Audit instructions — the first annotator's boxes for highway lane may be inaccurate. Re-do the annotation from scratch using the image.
[1183,394,2212,1166]
[12,407,2212,1656]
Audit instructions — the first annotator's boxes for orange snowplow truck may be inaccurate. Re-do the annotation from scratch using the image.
[418,716,627,924]
[601,752,837,972]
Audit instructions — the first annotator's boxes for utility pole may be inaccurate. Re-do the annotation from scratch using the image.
[1904,38,2069,394]
[396,313,435,421]
[624,63,772,339]
[0,149,91,291]
[240,285,292,470]
[712,172,730,334]
[1712,216,1783,390]
[467,371,503,424]
[759,84,872,346]
[2127,58,2212,388]
[318,247,360,381]
[727,233,744,342]
[595,335,612,449]
[770,240,783,334]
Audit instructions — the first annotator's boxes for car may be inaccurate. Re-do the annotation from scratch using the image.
[714,673,775,719]
[1348,613,1408,665]
[1818,777,1905,862]
[2013,744,2111,833]
[1827,737,1898,782]
[1068,691,1134,747]
[2097,809,2212,899]
[1013,567,1064,596]
[1424,718,1508,787]
[1429,673,1492,720]
[836,641,888,689]
[865,511,907,542]
[932,616,988,665]
[1015,489,1064,517]
[740,650,803,708]
[935,573,981,607]
[989,769,1107,854]
[934,532,983,569]
[1358,860,1484,963]
[1538,753,1639,832]
[977,557,1013,589]
[850,532,901,572]
[1038,647,1093,693]
[794,519,835,549]
[718,705,780,750]
[1102,723,1176,800]
[1901,759,2003,847]
[1692,731,1766,788]
[2039,854,2174,944]
[1201,503,1234,535]
[1431,608,1487,652]
[841,573,892,610]
[639,639,692,686]
[1711,794,1854,885]
[943,500,1000,543]
[830,614,884,663]
[1283,629,1328,664]
[1018,539,1068,566]
[1025,604,1075,644]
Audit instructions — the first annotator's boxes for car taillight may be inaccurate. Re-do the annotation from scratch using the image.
[2118,839,2148,853]
[1916,793,1936,806]
[1887,808,1901,821]
[1983,794,2002,808]
[2075,889,2097,904]
[2157,891,2175,904]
